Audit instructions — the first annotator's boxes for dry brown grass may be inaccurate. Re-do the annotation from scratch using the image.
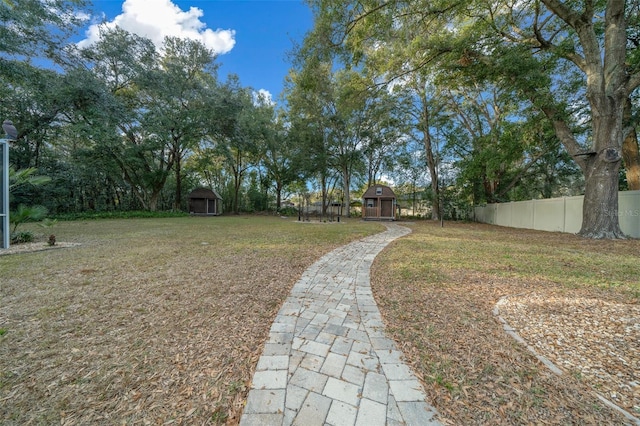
[0,216,383,425]
[4,217,639,425]
[372,220,639,425]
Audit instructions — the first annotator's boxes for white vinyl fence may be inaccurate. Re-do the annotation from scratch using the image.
[473,190,640,238]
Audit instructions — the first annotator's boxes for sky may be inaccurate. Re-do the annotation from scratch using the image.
[81,0,314,103]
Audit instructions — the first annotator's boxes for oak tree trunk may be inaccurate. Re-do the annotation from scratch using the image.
[174,154,182,211]
[580,148,624,238]
[342,166,351,217]
[541,0,629,239]
[419,91,440,220]
[276,182,282,210]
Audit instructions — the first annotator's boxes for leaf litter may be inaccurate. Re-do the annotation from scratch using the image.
[2,218,638,425]
[371,221,639,425]
[0,216,381,425]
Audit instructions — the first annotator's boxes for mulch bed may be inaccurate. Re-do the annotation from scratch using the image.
[497,291,639,415]
[371,222,639,425]
[2,219,638,425]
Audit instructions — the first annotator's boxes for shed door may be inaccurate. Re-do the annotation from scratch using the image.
[381,199,393,217]
[192,199,205,213]
[207,199,216,214]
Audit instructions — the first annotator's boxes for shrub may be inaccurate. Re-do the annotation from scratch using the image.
[278,206,298,216]
[10,204,47,233]
[51,210,189,221]
[11,231,34,244]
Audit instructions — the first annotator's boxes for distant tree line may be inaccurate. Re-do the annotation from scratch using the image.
[2,0,638,238]
[298,0,640,239]
[1,1,299,215]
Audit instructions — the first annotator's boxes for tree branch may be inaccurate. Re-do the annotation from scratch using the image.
[533,2,551,48]
[345,1,392,37]
[539,104,587,171]
[495,147,550,199]
[540,0,583,28]
[626,72,640,93]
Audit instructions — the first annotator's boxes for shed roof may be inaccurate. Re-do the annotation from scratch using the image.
[189,187,222,199]
[362,185,396,198]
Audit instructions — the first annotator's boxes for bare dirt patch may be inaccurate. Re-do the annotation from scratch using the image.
[372,221,639,425]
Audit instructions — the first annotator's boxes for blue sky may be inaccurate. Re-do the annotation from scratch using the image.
[83,0,314,102]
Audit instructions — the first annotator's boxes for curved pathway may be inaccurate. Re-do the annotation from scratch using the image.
[240,223,441,426]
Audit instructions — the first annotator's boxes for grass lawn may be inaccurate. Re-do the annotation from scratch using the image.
[2,217,638,425]
[372,220,639,425]
[0,216,383,425]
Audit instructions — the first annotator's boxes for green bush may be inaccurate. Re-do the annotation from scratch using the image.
[51,210,189,221]
[278,206,298,216]
[10,204,48,233]
[11,231,34,244]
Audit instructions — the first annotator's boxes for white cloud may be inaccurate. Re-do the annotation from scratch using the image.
[79,0,236,54]
[253,89,275,106]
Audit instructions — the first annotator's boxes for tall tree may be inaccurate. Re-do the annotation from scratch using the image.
[77,27,166,210]
[359,87,408,189]
[329,69,370,216]
[306,0,640,239]
[76,29,219,211]
[0,66,69,169]
[285,57,337,216]
[142,36,218,210]
[0,0,89,168]
[209,77,261,214]
[443,83,550,204]
[259,109,301,210]
[621,2,640,190]
[476,0,639,238]
[0,0,88,61]
[403,78,445,219]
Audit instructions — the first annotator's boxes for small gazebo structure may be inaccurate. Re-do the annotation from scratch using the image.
[362,184,398,221]
[188,188,222,216]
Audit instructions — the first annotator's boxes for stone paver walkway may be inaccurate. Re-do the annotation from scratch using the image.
[240,223,441,426]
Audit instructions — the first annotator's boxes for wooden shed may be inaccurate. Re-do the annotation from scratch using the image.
[188,188,222,215]
[362,185,398,221]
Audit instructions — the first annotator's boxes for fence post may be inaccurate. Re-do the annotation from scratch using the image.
[562,197,567,233]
